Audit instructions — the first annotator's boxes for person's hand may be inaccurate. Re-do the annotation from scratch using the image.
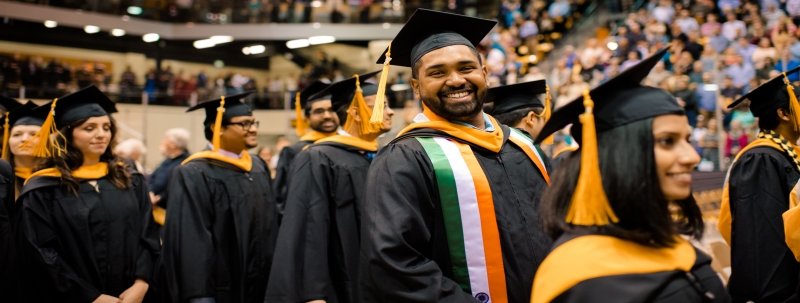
[93,294,121,303]
[119,279,149,303]
[149,192,161,204]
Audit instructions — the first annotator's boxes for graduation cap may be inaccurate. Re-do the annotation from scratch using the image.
[32,85,119,158]
[370,9,497,131]
[1,101,48,160]
[728,65,800,122]
[309,71,382,136]
[488,80,554,144]
[186,91,254,151]
[0,96,22,113]
[534,47,682,227]
[294,80,331,137]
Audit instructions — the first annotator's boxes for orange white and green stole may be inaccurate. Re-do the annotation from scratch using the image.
[507,128,550,184]
[416,136,508,303]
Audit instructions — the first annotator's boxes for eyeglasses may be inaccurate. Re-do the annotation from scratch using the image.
[228,120,260,129]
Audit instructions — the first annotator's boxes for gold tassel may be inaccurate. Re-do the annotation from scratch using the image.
[566,89,618,226]
[369,43,391,126]
[782,73,800,132]
[32,98,61,158]
[343,74,377,136]
[1,113,10,161]
[211,96,226,152]
[541,84,555,145]
[294,92,308,137]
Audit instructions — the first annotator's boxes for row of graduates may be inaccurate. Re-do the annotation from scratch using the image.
[0,8,797,303]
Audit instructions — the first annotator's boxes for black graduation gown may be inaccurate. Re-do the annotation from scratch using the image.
[266,141,371,303]
[273,140,313,216]
[550,245,729,303]
[163,156,278,303]
[727,147,800,302]
[18,171,161,302]
[359,128,552,303]
[0,161,15,299]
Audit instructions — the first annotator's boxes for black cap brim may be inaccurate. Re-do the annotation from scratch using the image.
[487,80,547,115]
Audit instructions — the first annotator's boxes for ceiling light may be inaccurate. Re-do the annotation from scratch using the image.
[127,6,143,15]
[308,35,335,45]
[44,20,57,28]
[193,39,216,49]
[84,25,100,34]
[286,39,310,49]
[247,45,266,55]
[142,33,160,43]
[209,35,233,44]
[311,0,323,8]
[242,47,251,55]
[111,28,126,37]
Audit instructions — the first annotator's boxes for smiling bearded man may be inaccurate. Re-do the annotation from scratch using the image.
[358,9,552,303]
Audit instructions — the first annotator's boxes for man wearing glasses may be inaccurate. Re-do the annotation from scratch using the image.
[163,92,279,303]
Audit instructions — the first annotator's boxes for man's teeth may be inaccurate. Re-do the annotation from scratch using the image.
[447,91,469,98]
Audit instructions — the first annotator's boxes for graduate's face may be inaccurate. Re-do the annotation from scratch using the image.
[412,45,489,122]
[307,100,339,133]
[222,115,258,151]
[72,115,112,159]
[9,125,40,157]
[364,94,395,132]
[652,115,700,201]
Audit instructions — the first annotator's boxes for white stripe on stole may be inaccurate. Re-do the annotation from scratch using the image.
[432,137,492,299]
[509,129,547,174]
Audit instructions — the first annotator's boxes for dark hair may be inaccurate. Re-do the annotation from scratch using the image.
[203,116,233,141]
[39,116,131,194]
[539,118,704,247]
[493,107,543,126]
[412,46,483,79]
[758,105,788,130]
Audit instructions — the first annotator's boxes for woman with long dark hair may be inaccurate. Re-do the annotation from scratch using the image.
[530,49,729,302]
[18,86,160,303]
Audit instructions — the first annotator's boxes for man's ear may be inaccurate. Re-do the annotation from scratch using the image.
[411,78,420,100]
[778,108,792,122]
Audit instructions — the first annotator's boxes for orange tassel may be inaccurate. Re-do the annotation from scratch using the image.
[294,92,308,137]
[343,74,378,136]
[211,96,226,152]
[32,98,62,158]
[541,84,554,145]
[370,43,391,126]
[782,73,800,132]
[1,113,10,161]
[566,89,618,226]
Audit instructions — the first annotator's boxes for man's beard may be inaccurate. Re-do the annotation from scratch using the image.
[422,83,486,122]
[310,117,338,133]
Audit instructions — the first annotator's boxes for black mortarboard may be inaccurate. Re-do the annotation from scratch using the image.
[301,80,332,106]
[0,96,22,113]
[44,85,118,129]
[187,91,254,126]
[309,71,382,111]
[728,65,800,118]
[9,101,47,127]
[376,9,497,67]
[32,85,118,157]
[487,80,548,115]
[535,48,682,144]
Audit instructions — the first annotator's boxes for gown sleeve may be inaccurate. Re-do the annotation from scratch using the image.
[20,188,102,302]
[266,150,333,302]
[273,146,298,216]
[132,173,161,282]
[359,142,476,303]
[163,164,216,301]
[728,151,798,301]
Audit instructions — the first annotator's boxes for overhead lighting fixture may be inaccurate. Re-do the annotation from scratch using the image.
[309,35,335,45]
[84,25,100,34]
[127,6,143,15]
[311,0,323,8]
[242,45,266,55]
[193,39,216,49]
[209,35,234,44]
[142,33,160,43]
[44,20,58,28]
[111,28,126,37]
[286,39,310,49]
